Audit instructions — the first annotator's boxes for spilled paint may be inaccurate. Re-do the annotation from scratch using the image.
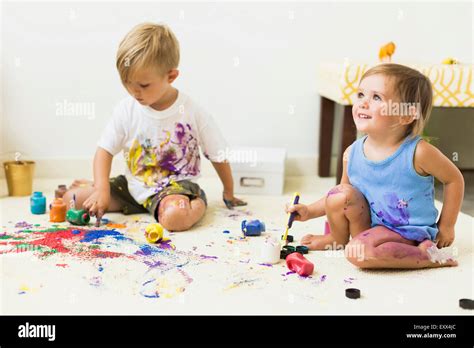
[106,223,127,229]
[0,222,217,299]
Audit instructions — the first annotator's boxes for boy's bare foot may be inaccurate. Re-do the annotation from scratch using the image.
[300,234,341,251]
[69,179,94,189]
[419,240,458,267]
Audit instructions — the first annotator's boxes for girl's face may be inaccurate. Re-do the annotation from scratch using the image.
[352,74,403,136]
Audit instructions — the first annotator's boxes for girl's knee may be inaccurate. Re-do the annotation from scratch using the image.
[326,184,368,216]
[325,184,355,210]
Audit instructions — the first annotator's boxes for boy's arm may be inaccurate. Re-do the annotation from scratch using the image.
[94,147,113,191]
[211,161,247,208]
[83,147,114,226]
[414,141,465,247]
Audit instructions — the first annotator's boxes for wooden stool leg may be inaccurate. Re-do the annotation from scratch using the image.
[318,96,335,177]
[336,105,357,184]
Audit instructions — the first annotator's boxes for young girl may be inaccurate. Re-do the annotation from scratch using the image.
[288,63,464,269]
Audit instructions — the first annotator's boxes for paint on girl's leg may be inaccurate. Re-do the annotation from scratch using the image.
[327,186,343,197]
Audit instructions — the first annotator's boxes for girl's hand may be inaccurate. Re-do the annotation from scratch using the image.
[223,192,247,209]
[435,223,455,248]
[83,188,110,226]
[285,203,310,222]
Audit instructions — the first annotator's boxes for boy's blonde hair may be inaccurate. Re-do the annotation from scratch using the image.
[359,63,433,137]
[116,22,180,83]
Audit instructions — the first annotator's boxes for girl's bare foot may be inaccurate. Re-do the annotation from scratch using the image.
[69,179,94,189]
[300,234,342,251]
[419,240,458,267]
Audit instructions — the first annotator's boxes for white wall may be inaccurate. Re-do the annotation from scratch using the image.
[1,1,472,176]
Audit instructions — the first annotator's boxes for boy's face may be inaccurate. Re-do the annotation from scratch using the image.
[352,74,411,136]
[124,67,179,107]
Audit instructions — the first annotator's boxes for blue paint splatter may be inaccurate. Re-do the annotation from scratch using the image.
[81,229,127,243]
[258,263,273,267]
[199,255,218,260]
[223,230,230,234]
[135,244,166,256]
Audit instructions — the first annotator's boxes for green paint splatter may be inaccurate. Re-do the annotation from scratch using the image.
[0,235,25,240]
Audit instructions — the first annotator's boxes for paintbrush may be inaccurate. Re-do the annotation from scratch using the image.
[282,192,300,246]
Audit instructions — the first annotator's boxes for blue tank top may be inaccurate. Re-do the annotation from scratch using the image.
[348,135,438,242]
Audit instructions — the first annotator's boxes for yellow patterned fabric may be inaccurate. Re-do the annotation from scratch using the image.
[318,62,474,107]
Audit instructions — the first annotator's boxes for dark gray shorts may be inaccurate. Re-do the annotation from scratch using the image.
[109,175,207,221]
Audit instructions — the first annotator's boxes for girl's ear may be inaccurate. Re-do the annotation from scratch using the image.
[399,105,418,126]
[167,69,179,83]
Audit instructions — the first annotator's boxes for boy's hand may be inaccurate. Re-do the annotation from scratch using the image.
[285,203,310,222]
[435,223,455,248]
[223,192,247,209]
[83,188,110,227]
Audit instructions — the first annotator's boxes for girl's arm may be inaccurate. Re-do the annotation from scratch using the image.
[414,140,465,247]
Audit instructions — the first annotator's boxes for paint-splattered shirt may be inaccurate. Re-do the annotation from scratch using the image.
[98,91,228,205]
[348,135,439,242]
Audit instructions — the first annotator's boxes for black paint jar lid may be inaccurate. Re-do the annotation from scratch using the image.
[296,245,309,254]
[345,288,361,299]
[459,298,474,310]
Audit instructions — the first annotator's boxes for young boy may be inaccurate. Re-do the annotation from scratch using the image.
[63,22,246,231]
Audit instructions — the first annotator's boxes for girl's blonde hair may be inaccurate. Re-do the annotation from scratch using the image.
[116,22,180,83]
[359,63,433,137]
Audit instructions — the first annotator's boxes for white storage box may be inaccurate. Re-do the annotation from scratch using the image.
[229,147,286,195]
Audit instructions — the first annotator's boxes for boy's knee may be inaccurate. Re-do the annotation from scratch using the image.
[159,207,193,231]
[62,190,78,208]
[158,197,193,231]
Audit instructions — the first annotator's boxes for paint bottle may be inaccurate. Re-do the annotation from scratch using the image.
[145,223,164,243]
[55,185,68,199]
[30,191,46,214]
[324,220,331,235]
[50,198,67,222]
[66,209,90,226]
[260,237,281,264]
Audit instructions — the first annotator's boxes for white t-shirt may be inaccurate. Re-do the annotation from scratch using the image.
[97,91,228,205]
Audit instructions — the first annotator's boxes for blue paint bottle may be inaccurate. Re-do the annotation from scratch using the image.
[30,191,46,214]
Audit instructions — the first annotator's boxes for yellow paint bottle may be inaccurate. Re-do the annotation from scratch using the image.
[145,223,164,243]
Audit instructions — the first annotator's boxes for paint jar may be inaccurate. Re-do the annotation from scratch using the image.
[55,185,68,198]
[50,198,67,222]
[30,191,46,214]
[324,220,331,235]
[3,161,35,196]
[66,209,90,225]
[260,237,281,264]
[145,223,164,243]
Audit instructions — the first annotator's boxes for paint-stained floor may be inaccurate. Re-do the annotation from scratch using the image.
[0,177,472,314]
